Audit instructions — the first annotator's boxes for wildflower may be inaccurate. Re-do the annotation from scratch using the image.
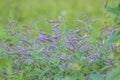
[46,20,60,24]
[6,52,15,55]
[28,59,34,64]
[87,58,94,63]
[108,26,116,36]
[7,20,17,26]
[106,59,114,65]
[68,63,73,68]
[41,50,55,56]
[59,63,67,70]
[64,42,74,51]
[75,20,85,24]
[21,39,33,47]
[19,48,32,53]
[88,52,99,58]
[58,16,65,23]
[67,55,73,61]
[7,30,15,35]
[81,35,90,40]
[52,24,61,34]
[42,57,53,61]
[12,45,24,51]
[70,28,80,34]
[82,27,90,32]
[52,24,62,39]
[87,57,99,63]
[65,36,79,52]
[2,45,11,51]
[81,56,86,60]
[88,44,94,50]
[110,43,118,51]
[47,42,58,52]
[15,59,20,63]
[58,53,73,61]
[97,42,104,47]
[51,34,61,40]
[81,46,90,52]
[39,30,48,36]
[28,27,32,34]
[100,25,109,33]
[89,19,99,23]
[29,22,36,27]
[58,53,67,61]
[81,12,89,21]
[36,35,52,43]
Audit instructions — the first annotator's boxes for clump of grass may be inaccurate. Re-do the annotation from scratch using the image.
[0,13,120,80]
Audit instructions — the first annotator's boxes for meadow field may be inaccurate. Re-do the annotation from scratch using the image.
[0,0,117,29]
[0,0,120,80]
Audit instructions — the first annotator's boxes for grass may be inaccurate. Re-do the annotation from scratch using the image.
[0,0,117,30]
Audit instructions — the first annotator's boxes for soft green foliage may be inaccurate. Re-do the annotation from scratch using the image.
[107,67,120,80]
[90,74,104,80]
[104,1,120,80]
[105,0,120,46]
[0,58,12,75]
[106,6,120,15]
[105,30,120,46]
[106,6,120,25]
[0,0,116,31]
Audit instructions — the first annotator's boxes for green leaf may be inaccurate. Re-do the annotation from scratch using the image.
[106,7,120,15]
[115,16,120,25]
[105,30,120,46]
[107,67,120,80]
[90,74,104,80]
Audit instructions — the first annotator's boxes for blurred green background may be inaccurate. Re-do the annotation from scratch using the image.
[0,0,117,37]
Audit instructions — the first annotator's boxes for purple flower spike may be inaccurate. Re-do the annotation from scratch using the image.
[108,26,116,36]
[67,55,73,60]
[64,42,74,51]
[89,19,99,23]
[52,24,60,29]
[58,16,64,23]
[58,53,73,62]
[75,20,85,24]
[21,39,33,47]
[28,27,33,34]
[81,35,90,40]
[46,20,60,24]
[6,52,15,55]
[88,58,94,63]
[68,63,73,68]
[81,12,89,21]
[52,24,61,33]
[8,20,17,26]
[28,59,34,64]
[47,42,58,52]
[58,53,67,61]
[106,59,114,65]
[2,45,11,51]
[88,52,99,58]
[59,63,66,70]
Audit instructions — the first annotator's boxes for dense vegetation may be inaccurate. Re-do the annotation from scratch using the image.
[0,0,120,80]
